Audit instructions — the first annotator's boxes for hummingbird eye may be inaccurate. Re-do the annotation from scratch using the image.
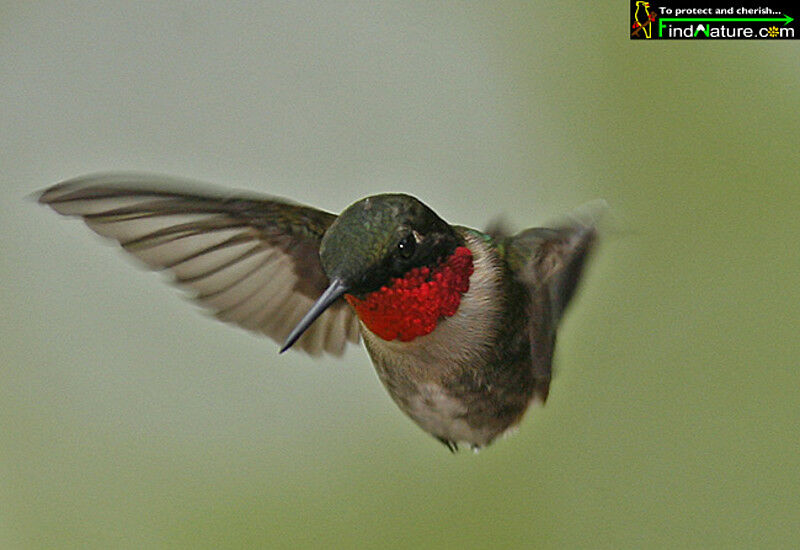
[397,234,416,259]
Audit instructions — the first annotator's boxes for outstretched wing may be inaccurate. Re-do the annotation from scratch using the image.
[38,173,360,356]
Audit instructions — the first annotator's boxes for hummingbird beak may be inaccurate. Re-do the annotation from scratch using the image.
[280,279,349,353]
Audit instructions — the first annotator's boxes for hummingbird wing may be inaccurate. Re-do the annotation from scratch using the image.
[504,206,600,395]
[38,173,360,356]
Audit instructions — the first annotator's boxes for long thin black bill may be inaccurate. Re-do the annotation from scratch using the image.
[280,279,349,353]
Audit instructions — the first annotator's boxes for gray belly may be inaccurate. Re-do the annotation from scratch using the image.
[403,382,505,446]
[365,339,538,447]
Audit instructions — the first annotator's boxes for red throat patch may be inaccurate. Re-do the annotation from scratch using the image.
[345,246,474,342]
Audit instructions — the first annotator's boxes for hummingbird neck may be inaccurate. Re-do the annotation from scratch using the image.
[345,246,474,342]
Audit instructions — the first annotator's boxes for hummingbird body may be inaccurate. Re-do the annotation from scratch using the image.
[360,229,535,448]
[39,174,597,451]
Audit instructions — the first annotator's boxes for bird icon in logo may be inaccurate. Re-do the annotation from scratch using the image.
[632,1,657,38]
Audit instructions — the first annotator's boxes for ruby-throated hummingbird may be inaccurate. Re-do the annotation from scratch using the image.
[38,173,598,452]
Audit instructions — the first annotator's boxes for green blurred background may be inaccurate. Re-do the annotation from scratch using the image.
[2,2,798,548]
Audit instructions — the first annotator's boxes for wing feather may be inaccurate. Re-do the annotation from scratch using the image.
[38,173,359,356]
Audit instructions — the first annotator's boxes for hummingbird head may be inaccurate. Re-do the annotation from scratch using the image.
[320,194,460,296]
[281,194,473,352]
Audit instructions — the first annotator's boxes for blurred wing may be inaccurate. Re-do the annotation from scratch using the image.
[504,204,601,397]
[506,202,602,324]
[38,173,360,356]
[511,224,597,323]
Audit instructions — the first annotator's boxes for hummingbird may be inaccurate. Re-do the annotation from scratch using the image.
[38,173,598,452]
